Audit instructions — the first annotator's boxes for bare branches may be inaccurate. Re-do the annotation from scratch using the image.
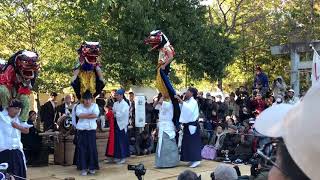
[214,0,245,36]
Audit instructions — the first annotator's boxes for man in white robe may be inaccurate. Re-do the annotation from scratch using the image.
[0,99,31,179]
[113,89,130,164]
[154,95,179,168]
[175,87,202,168]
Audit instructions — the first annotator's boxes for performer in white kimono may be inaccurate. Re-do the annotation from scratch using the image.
[0,99,31,180]
[154,95,179,168]
[113,89,130,164]
[175,87,202,168]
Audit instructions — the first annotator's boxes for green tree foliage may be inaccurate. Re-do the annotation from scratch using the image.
[1,0,235,91]
[209,0,320,91]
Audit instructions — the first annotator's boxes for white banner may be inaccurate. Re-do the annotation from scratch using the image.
[134,93,146,128]
[312,46,320,86]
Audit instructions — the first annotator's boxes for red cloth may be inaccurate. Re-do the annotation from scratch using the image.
[0,65,16,89]
[251,99,266,114]
[105,109,115,157]
[18,87,31,95]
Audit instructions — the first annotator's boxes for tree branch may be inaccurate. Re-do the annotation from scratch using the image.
[216,0,229,32]
[227,0,245,35]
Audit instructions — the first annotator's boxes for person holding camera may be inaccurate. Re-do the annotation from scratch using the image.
[154,95,179,168]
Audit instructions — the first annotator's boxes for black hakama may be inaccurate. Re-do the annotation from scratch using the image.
[114,121,130,159]
[0,149,26,180]
[180,122,202,162]
[76,130,99,170]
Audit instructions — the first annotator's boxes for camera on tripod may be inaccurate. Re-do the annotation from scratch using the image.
[128,163,146,180]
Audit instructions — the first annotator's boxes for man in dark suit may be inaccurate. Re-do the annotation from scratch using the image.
[56,94,74,119]
[40,92,58,131]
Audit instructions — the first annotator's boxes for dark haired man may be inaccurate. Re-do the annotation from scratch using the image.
[40,92,58,131]
[175,87,201,168]
[75,91,100,176]
[113,89,130,164]
[0,99,30,179]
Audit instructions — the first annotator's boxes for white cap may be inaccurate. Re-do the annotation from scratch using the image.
[255,83,320,179]
[22,50,37,58]
[288,89,295,93]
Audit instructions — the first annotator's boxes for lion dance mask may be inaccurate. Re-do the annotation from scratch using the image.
[144,30,180,128]
[0,50,39,122]
[71,41,105,100]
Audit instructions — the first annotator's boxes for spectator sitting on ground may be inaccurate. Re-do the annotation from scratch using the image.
[232,115,241,128]
[231,119,254,164]
[177,170,201,180]
[22,111,42,166]
[135,131,154,156]
[217,125,240,160]
[226,92,240,117]
[215,95,228,122]
[209,124,226,151]
[265,95,275,108]
[211,164,238,180]
[225,116,235,129]
[251,92,266,115]
[284,89,299,105]
[239,106,252,122]
[272,76,287,98]
[273,96,283,105]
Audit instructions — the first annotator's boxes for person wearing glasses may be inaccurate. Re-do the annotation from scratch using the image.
[255,83,320,179]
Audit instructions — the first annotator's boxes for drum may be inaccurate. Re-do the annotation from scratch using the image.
[57,115,75,135]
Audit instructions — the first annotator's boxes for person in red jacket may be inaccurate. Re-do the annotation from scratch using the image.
[251,93,266,115]
[104,103,115,161]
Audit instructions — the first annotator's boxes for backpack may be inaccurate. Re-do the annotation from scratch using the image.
[201,145,217,160]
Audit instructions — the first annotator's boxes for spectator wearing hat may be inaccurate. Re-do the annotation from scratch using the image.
[113,88,130,164]
[217,125,240,159]
[40,92,58,131]
[75,90,100,176]
[175,87,202,168]
[284,89,299,105]
[253,67,269,97]
[254,82,320,179]
[0,99,30,180]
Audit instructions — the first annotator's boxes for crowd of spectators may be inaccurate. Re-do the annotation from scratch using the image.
[23,66,305,179]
